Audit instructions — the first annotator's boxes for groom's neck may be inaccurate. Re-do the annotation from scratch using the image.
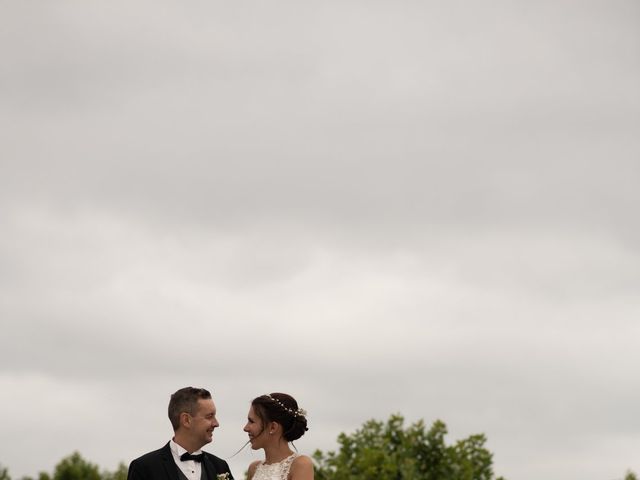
[173,433,204,454]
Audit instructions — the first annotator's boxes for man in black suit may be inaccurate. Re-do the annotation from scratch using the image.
[128,387,234,480]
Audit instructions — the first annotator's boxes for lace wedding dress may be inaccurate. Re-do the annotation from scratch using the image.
[252,453,298,480]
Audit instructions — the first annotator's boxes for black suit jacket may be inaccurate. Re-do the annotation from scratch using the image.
[127,442,234,480]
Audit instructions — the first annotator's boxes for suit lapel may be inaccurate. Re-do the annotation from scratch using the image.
[203,454,218,480]
[159,442,181,480]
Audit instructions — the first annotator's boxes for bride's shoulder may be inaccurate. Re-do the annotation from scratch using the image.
[289,455,314,478]
[247,460,262,479]
[292,454,312,464]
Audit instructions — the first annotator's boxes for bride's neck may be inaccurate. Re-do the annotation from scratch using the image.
[263,443,294,464]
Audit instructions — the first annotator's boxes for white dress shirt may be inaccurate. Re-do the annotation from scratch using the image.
[170,439,203,480]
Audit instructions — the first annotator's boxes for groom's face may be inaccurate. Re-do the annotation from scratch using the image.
[189,398,219,447]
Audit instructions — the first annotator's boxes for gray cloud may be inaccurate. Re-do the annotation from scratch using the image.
[1,1,639,480]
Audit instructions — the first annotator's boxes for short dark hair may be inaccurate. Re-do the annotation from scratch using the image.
[168,387,212,431]
[251,392,308,442]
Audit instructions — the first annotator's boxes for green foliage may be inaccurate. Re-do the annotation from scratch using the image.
[20,474,51,480]
[0,454,127,480]
[625,470,638,480]
[52,452,101,480]
[313,414,505,480]
[100,463,128,480]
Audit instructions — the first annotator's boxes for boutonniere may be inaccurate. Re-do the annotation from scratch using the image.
[217,473,230,480]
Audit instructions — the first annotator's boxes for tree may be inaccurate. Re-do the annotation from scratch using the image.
[101,463,128,480]
[18,474,51,480]
[51,452,101,480]
[0,455,127,480]
[625,470,638,480]
[313,414,505,480]
[0,465,10,480]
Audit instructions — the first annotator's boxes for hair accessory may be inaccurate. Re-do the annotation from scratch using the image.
[265,394,307,418]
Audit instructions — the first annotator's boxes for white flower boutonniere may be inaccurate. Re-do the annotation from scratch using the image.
[217,473,230,480]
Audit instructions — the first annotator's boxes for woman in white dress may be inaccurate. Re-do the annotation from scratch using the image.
[243,393,314,480]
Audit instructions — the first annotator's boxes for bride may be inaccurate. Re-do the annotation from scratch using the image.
[243,393,314,480]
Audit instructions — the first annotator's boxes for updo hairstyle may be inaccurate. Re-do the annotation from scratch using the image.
[251,392,308,442]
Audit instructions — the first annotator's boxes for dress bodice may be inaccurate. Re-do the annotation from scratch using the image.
[252,453,298,480]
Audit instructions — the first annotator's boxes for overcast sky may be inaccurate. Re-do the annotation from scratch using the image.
[1,2,639,480]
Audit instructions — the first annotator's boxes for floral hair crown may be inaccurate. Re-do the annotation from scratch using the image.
[265,394,307,418]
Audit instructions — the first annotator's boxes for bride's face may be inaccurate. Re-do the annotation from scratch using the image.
[243,405,266,450]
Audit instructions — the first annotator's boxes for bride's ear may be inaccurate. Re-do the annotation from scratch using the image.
[268,421,280,435]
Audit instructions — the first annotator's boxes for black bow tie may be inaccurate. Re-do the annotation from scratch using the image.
[180,452,204,462]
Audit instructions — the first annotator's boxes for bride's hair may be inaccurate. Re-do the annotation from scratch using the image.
[252,392,309,442]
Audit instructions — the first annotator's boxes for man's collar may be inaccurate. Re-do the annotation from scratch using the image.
[170,438,203,456]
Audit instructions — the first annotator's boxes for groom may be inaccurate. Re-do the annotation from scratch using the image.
[128,387,234,480]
